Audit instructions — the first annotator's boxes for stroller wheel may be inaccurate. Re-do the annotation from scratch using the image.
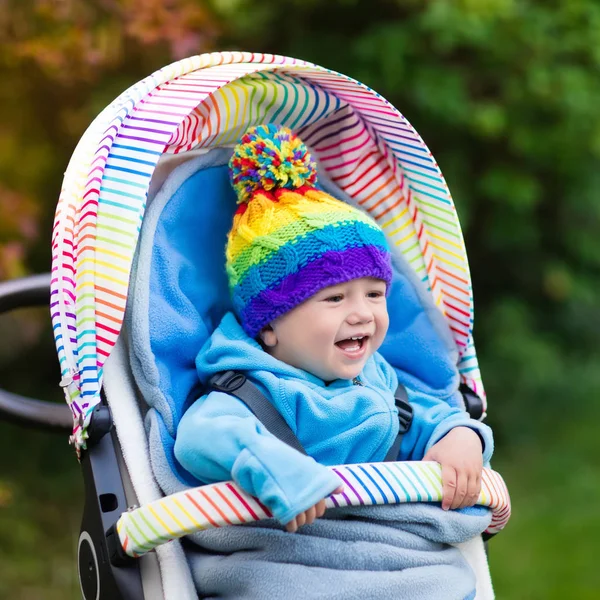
[78,531,99,600]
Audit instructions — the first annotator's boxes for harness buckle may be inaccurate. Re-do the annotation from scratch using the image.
[209,371,247,393]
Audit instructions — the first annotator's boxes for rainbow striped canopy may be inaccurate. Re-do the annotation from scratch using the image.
[51,51,485,451]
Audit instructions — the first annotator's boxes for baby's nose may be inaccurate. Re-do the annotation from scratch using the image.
[346,306,374,325]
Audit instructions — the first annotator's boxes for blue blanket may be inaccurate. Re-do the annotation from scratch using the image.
[185,503,491,600]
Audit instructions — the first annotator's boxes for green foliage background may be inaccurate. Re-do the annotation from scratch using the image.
[1,1,599,598]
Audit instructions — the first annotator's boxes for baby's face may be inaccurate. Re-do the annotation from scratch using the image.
[260,277,389,381]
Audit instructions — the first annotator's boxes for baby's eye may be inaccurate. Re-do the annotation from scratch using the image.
[367,291,384,298]
[325,294,344,303]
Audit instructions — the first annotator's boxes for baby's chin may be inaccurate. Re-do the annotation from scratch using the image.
[307,350,373,382]
[338,368,364,381]
[323,361,368,382]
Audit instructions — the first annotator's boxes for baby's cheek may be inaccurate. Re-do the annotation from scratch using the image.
[375,317,390,349]
[313,328,334,351]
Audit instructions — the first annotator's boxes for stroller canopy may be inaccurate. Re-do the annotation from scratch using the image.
[51,51,484,451]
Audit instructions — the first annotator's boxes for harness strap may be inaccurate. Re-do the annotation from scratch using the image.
[208,371,308,455]
[207,371,413,460]
[383,383,413,462]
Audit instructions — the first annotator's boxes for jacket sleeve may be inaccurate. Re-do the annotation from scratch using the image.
[398,388,494,466]
[174,390,342,524]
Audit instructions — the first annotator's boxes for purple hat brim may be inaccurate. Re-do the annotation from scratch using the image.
[240,244,392,338]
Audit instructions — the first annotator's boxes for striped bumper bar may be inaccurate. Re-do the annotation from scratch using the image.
[115,462,510,558]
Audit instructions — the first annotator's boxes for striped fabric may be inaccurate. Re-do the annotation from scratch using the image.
[116,462,511,558]
[51,51,485,451]
[228,204,382,284]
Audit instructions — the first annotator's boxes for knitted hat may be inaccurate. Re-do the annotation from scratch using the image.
[226,124,392,337]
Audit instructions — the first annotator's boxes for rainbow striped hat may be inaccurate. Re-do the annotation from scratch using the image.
[227,124,392,337]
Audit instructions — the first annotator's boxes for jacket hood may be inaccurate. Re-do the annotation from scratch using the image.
[195,311,331,387]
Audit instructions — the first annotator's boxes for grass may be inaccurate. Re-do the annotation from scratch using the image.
[0,422,82,600]
[490,427,600,598]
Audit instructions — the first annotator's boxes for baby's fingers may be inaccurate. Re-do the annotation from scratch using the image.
[286,518,298,533]
[441,465,457,510]
[462,473,482,508]
[450,470,468,510]
[295,511,307,528]
[304,505,317,526]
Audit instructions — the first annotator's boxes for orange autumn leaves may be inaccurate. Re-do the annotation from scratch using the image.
[0,0,218,281]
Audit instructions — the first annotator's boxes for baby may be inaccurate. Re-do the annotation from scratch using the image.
[175,124,493,534]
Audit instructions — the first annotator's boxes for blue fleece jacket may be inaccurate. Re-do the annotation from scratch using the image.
[175,312,494,525]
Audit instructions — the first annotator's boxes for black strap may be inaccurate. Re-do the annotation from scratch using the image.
[208,371,413,461]
[208,371,308,455]
[383,383,413,461]
[459,383,485,420]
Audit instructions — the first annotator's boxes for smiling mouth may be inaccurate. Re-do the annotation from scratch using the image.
[335,335,369,355]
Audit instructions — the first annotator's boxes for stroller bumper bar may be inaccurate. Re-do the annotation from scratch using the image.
[111,462,511,561]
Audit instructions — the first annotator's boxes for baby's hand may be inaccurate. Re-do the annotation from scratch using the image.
[423,427,483,511]
[285,485,344,533]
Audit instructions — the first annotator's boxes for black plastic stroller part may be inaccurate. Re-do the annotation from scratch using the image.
[0,274,145,596]
[0,273,72,432]
[78,394,145,600]
[460,383,485,421]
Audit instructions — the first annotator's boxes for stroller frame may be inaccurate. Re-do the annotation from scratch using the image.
[0,51,511,599]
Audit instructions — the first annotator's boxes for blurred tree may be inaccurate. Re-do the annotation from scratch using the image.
[0,0,217,278]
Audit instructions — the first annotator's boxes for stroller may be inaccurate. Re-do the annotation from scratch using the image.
[0,52,510,599]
